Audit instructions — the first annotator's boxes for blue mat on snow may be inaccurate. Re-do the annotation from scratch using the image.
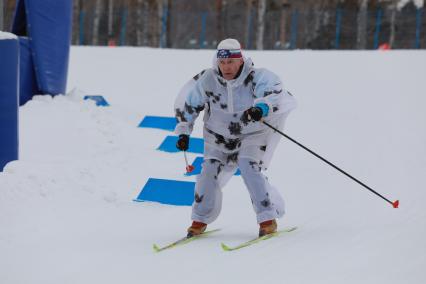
[135,178,195,206]
[157,135,204,154]
[138,116,177,131]
[185,156,241,176]
[84,95,110,106]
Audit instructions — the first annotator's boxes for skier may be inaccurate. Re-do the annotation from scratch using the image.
[174,38,297,237]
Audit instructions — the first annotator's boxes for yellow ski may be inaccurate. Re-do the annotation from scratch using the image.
[153,229,220,253]
[221,227,297,251]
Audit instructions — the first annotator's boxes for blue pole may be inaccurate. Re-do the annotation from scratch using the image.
[79,11,85,45]
[0,38,19,171]
[160,7,168,48]
[373,8,382,49]
[120,8,128,46]
[335,7,342,49]
[290,10,298,49]
[415,8,423,49]
[199,12,207,49]
[246,7,254,49]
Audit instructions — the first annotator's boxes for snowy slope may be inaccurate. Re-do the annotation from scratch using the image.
[1,47,425,284]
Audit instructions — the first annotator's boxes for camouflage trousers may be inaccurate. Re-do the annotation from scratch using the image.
[191,157,285,224]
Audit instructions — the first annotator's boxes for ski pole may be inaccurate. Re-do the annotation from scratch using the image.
[263,121,399,208]
[183,151,195,173]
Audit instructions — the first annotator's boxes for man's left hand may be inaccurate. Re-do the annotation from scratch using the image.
[243,106,263,122]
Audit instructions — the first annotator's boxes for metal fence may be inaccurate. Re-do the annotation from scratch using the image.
[73,7,425,49]
[2,3,424,49]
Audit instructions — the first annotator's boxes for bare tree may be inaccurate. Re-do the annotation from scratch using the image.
[72,0,81,45]
[245,0,254,48]
[356,0,368,49]
[0,0,4,31]
[311,2,324,45]
[256,0,266,50]
[136,0,144,45]
[142,0,150,46]
[92,0,103,45]
[215,0,224,45]
[157,0,165,47]
[389,0,398,48]
[108,0,114,39]
[279,0,291,48]
[148,0,159,47]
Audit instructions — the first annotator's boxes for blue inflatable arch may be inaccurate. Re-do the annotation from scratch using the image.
[12,0,73,104]
[0,1,72,170]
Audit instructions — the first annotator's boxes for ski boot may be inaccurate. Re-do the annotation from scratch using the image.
[187,221,207,238]
[259,219,277,237]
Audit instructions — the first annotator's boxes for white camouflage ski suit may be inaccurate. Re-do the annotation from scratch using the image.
[174,56,297,224]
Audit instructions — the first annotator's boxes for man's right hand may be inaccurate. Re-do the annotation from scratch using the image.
[176,134,189,151]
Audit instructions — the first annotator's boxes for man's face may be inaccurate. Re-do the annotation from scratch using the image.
[218,58,244,80]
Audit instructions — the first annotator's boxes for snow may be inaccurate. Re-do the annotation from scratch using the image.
[1,46,426,284]
[0,31,18,40]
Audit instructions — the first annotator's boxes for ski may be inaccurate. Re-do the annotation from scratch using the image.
[221,226,297,251]
[153,229,220,252]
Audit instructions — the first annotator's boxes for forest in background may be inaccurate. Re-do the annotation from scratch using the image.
[1,0,425,49]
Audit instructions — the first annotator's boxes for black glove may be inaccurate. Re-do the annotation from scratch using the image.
[243,106,263,122]
[176,134,189,151]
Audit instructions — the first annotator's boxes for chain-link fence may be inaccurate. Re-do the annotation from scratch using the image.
[2,1,424,49]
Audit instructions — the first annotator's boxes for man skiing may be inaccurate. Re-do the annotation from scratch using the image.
[174,38,297,237]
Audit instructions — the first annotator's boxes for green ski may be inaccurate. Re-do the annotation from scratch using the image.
[153,229,220,252]
[221,227,297,251]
